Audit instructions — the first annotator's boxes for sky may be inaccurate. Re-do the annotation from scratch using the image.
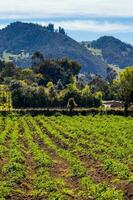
[0,0,133,44]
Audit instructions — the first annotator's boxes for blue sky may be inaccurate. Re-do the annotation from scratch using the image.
[0,0,133,44]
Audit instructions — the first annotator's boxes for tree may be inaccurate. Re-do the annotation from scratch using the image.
[0,62,19,78]
[56,79,64,90]
[59,27,65,34]
[67,98,77,112]
[31,51,44,71]
[47,24,54,32]
[59,58,81,76]
[38,58,81,85]
[0,60,5,72]
[89,75,112,100]
[20,69,35,83]
[113,67,133,114]
[106,67,118,84]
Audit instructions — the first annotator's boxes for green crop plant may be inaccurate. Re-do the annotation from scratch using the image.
[0,114,132,199]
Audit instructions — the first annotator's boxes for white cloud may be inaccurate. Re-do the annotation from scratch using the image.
[1,19,133,34]
[0,24,6,29]
[0,0,133,18]
[35,20,133,33]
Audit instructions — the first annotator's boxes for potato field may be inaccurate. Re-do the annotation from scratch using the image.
[0,114,133,200]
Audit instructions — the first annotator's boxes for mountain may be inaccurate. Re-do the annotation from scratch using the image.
[89,36,133,68]
[0,22,109,77]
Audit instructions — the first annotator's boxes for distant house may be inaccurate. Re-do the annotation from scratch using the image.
[103,100,123,109]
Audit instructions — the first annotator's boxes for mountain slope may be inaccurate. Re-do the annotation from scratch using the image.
[0,22,109,76]
[91,36,133,68]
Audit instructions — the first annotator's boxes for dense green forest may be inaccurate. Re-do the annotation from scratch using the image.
[0,52,133,113]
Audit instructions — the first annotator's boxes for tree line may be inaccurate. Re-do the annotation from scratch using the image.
[0,51,133,113]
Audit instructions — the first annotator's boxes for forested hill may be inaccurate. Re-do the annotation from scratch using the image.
[0,22,108,77]
[90,36,133,68]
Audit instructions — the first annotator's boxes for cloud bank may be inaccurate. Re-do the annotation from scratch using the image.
[0,0,132,43]
[38,20,133,33]
[0,0,133,18]
[1,19,133,34]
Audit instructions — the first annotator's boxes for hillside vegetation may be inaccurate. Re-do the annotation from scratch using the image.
[88,36,133,68]
[0,22,109,76]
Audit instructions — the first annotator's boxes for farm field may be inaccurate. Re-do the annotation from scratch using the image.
[0,114,133,200]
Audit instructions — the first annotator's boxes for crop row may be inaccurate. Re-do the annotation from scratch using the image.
[0,119,26,199]
[42,115,132,180]
[28,116,123,199]
[0,114,132,199]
